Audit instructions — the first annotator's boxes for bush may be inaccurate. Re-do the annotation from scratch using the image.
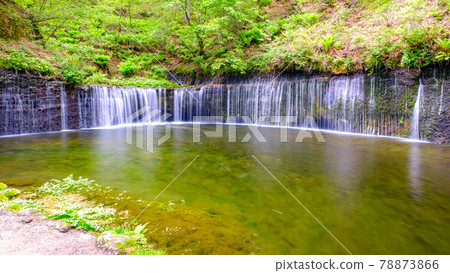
[0,182,7,191]
[400,28,434,68]
[118,59,141,77]
[239,25,265,46]
[320,35,334,52]
[94,55,110,68]
[61,63,88,84]
[58,37,78,44]
[0,48,53,75]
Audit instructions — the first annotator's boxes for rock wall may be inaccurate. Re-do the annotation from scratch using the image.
[0,67,448,143]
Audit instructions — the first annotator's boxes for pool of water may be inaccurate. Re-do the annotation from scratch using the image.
[0,125,449,254]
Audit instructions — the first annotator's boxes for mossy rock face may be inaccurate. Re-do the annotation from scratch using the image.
[5,188,20,199]
[0,182,7,191]
[0,0,35,40]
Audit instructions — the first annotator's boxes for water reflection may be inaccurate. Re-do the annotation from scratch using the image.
[408,143,422,199]
[0,126,449,254]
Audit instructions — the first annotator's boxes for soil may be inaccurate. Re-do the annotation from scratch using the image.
[0,211,102,255]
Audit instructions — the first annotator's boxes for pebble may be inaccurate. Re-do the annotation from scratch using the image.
[20,218,33,224]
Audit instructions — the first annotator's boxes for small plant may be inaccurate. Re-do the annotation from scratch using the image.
[37,175,98,196]
[0,182,7,191]
[118,59,141,77]
[435,38,450,51]
[60,63,88,84]
[435,38,450,62]
[0,48,53,75]
[94,55,110,68]
[320,34,334,52]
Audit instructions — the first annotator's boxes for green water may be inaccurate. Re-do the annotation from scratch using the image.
[0,125,449,254]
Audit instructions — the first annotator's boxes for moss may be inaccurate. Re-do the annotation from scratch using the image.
[0,193,7,202]
[0,182,7,191]
[5,188,20,199]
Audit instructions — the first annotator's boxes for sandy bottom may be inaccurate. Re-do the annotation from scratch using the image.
[0,212,102,255]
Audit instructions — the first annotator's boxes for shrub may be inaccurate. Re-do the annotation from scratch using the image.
[0,48,53,75]
[290,13,319,27]
[94,55,110,68]
[320,34,334,52]
[118,59,141,77]
[61,63,88,84]
[0,182,7,191]
[239,25,265,46]
[58,37,78,44]
[435,38,450,50]
[400,28,434,68]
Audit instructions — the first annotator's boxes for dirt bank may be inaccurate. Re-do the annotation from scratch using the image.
[0,210,101,255]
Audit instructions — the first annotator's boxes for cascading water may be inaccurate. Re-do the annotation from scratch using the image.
[78,86,164,128]
[60,86,68,130]
[410,82,422,140]
[0,69,448,142]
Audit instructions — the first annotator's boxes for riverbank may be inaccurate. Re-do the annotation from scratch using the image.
[0,210,101,255]
[0,178,165,255]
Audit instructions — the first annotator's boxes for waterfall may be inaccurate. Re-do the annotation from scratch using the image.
[410,82,423,140]
[78,86,163,128]
[60,86,68,130]
[1,69,448,141]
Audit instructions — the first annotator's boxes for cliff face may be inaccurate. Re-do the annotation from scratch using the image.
[0,68,448,144]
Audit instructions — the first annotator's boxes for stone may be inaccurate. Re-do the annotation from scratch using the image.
[20,218,32,224]
[52,221,71,233]
[96,231,128,255]
[17,208,35,216]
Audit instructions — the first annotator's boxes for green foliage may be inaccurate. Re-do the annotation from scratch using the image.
[5,188,20,199]
[60,63,88,84]
[435,38,450,62]
[400,28,434,68]
[289,12,319,27]
[0,182,7,191]
[5,0,449,84]
[435,38,450,50]
[0,194,7,202]
[133,248,166,255]
[0,48,53,75]
[118,59,141,77]
[94,55,110,68]
[58,37,78,44]
[37,175,98,196]
[49,203,115,231]
[319,34,334,52]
